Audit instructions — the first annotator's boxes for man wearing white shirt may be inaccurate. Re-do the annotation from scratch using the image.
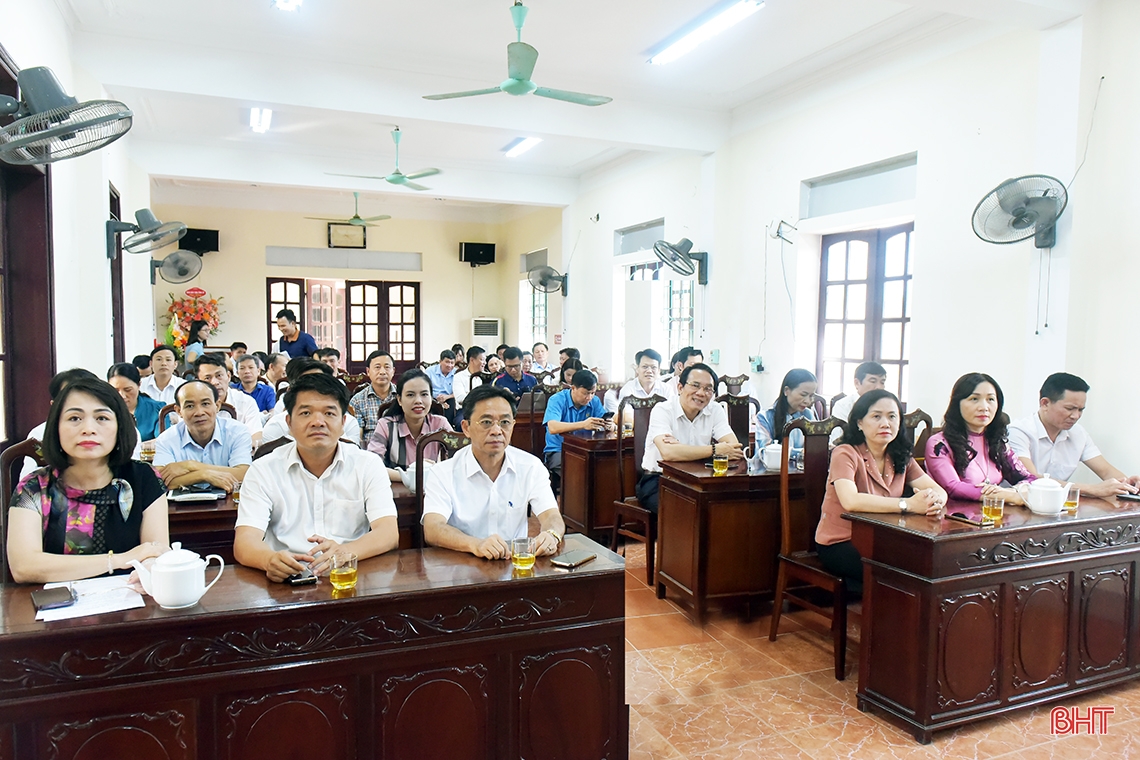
[639,364,743,512]
[139,344,185,405]
[1009,372,1139,497]
[662,347,703,398]
[452,345,486,419]
[262,359,361,446]
[234,373,398,582]
[531,342,558,374]
[196,353,263,446]
[829,361,887,444]
[423,384,566,560]
[604,348,670,413]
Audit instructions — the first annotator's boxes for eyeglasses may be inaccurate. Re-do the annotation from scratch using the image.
[685,382,715,394]
[505,363,522,370]
[473,418,515,430]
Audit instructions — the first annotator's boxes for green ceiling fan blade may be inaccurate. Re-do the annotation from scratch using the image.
[361,214,392,222]
[401,181,430,192]
[533,87,612,106]
[403,168,441,181]
[423,87,503,101]
[326,172,389,181]
[507,42,539,82]
[305,216,350,222]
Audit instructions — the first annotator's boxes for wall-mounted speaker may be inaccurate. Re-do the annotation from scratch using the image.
[181,228,219,255]
[460,242,495,267]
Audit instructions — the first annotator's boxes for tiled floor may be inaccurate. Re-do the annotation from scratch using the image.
[619,543,1140,759]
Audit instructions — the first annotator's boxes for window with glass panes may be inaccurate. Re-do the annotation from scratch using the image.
[266,278,304,353]
[667,279,695,359]
[307,280,345,359]
[817,223,914,400]
[530,287,548,345]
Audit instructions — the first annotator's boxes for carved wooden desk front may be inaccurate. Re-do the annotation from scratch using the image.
[848,497,1140,743]
[560,430,634,539]
[0,535,627,760]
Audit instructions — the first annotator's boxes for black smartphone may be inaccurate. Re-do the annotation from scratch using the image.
[32,586,77,611]
[551,550,597,569]
[946,512,993,527]
[286,568,317,586]
[602,412,615,420]
[1117,492,1140,501]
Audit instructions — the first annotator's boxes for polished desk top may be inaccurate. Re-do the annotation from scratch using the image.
[562,430,630,448]
[0,534,621,637]
[661,459,800,484]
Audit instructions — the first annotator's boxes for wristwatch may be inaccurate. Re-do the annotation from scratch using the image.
[899,499,909,514]
[545,529,563,544]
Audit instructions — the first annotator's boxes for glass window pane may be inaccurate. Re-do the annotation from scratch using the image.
[365,287,378,306]
[843,363,859,387]
[403,286,415,304]
[901,364,910,401]
[270,282,284,300]
[388,287,401,305]
[881,322,902,361]
[350,286,363,305]
[845,324,864,360]
[905,280,912,318]
[906,232,914,275]
[390,344,402,361]
[351,305,363,323]
[404,325,415,342]
[883,280,904,319]
[351,325,363,342]
[827,244,845,282]
[403,306,416,323]
[845,284,866,320]
[351,345,364,362]
[389,306,401,323]
[365,325,378,343]
[885,233,907,277]
[404,342,415,359]
[823,323,843,358]
[822,361,842,395]
[847,241,868,280]
[365,305,378,323]
[286,283,300,301]
[390,326,402,342]
[825,285,844,320]
[902,324,911,361]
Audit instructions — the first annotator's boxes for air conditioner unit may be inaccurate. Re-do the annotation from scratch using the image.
[471,317,503,349]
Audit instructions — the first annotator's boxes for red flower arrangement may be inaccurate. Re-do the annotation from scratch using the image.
[163,292,225,352]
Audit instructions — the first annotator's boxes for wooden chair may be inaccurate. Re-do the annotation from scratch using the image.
[1,439,45,583]
[413,430,472,548]
[157,402,238,433]
[768,417,855,680]
[811,394,829,420]
[905,411,936,470]
[253,436,291,461]
[830,392,847,412]
[717,393,760,449]
[526,384,562,455]
[593,381,624,405]
[342,372,369,397]
[471,371,497,387]
[608,394,668,586]
[719,373,749,396]
[532,370,557,386]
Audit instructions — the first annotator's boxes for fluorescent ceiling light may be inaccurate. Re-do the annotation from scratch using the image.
[649,0,764,65]
[250,107,273,133]
[272,0,303,10]
[503,137,542,158]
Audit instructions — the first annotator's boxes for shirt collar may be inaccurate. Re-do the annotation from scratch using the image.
[285,439,346,476]
[177,417,225,450]
[672,396,711,421]
[1033,411,1069,443]
[855,442,896,490]
[461,445,517,480]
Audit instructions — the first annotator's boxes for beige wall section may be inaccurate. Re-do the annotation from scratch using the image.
[498,206,564,349]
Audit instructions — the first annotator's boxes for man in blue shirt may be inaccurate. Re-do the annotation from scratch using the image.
[542,369,613,496]
[493,346,538,400]
[154,380,253,492]
[276,308,319,359]
[232,354,276,412]
[425,349,458,424]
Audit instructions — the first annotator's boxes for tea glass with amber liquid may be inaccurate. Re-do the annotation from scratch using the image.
[981,494,1004,523]
[330,551,358,591]
[712,453,729,476]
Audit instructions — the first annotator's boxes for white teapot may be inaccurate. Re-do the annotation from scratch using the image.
[762,443,783,471]
[1016,476,1066,515]
[130,542,224,610]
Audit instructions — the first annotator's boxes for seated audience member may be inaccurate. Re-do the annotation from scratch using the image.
[756,368,818,449]
[452,346,486,423]
[132,354,152,378]
[522,351,535,375]
[639,364,744,512]
[423,385,566,560]
[184,320,210,366]
[425,349,458,422]
[8,377,168,583]
[276,308,319,359]
[22,368,101,478]
[558,347,581,367]
[496,344,510,360]
[451,343,465,361]
[107,363,166,442]
[532,342,557,374]
[544,370,613,495]
[926,372,1036,504]
[816,389,946,593]
[559,358,584,387]
[234,373,398,582]
[262,359,362,445]
[367,369,452,484]
[349,350,396,444]
[605,348,669,413]
[486,354,503,375]
[264,352,289,392]
[663,347,704,397]
[830,361,888,444]
[196,354,263,445]
[315,347,342,377]
[493,347,538,399]
[1009,372,1139,496]
[232,354,276,413]
[140,344,185,405]
[229,341,247,366]
[153,380,252,492]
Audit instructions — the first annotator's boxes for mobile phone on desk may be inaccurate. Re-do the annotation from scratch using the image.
[602,412,615,420]
[551,550,597,569]
[32,586,77,611]
[286,567,317,586]
[1117,492,1140,501]
[945,512,993,527]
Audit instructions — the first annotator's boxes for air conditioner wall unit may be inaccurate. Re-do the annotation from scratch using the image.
[471,317,503,349]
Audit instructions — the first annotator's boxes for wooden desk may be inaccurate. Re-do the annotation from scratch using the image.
[656,461,804,625]
[849,498,1140,743]
[560,431,634,539]
[0,535,627,760]
[510,411,546,459]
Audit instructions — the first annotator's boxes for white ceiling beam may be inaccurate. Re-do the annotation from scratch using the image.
[901,0,1089,28]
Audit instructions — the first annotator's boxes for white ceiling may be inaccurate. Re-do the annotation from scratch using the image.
[52,0,1088,214]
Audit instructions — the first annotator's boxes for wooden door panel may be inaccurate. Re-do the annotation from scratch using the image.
[1078,564,1131,678]
[36,702,195,760]
[516,645,618,760]
[218,682,353,760]
[935,587,1000,715]
[1009,575,1069,696]
[376,663,491,760]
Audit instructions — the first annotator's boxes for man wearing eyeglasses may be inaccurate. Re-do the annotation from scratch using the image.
[638,363,744,512]
[422,384,566,560]
[492,346,538,400]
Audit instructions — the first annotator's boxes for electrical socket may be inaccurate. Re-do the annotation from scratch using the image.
[749,355,765,372]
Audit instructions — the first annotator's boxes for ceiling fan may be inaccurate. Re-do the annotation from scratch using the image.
[328,127,441,192]
[305,192,391,226]
[423,1,612,107]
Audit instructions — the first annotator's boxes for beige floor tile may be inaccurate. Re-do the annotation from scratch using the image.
[629,706,684,760]
[638,639,793,699]
[626,651,686,708]
[626,612,714,650]
[637,694,766,756]
[625,586,678,618]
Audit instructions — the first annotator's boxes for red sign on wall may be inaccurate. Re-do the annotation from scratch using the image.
[185,287,206,298]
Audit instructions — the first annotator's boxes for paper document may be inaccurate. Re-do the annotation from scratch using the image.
[36,575,145,622]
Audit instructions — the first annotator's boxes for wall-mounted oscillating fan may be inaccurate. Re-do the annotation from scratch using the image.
[105,209,188,259]
[972,175,1068,249]
[528,265,568,297]
[150,250,202,285]
[0,66,132,165]
[653,238,709,285]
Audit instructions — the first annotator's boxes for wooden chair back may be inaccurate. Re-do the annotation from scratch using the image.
[253,436,291,461]
[811,394,829,420]
[717,394,759,448]
[615,394,667,500]
[414,430,472,548]
[1,439,45,583]
[719,373,749,396]
[593,381,624,405]
[909,414,939,470]
[342,372,369,397]
[779,418,841,557]
[533,370,557,386]
[157,402,237,433]
[472,371,497,386]
[526,384,562,454]
[830,392,847,412]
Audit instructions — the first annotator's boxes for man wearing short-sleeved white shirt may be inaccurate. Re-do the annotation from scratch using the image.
[423,384,566,560]
[1009,372,1139,498]
[638,364,744,513]
[234,374,398,582]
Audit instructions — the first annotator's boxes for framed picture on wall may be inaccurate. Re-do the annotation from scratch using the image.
[328,223,366,249]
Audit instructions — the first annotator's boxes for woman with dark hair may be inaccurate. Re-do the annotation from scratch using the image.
[816,389,946,592]
[184,320,210,365]
[756,368,818,448]
[366,369,452,484]
[486,354,504,376]
[926,373,1036,504]
[7,378,168,583]
[560,358,584,387]
[107,363,166,442]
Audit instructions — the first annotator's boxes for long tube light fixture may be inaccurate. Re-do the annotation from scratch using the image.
[503,137,542,158]
[649,0,764,66]
[250,107,273,133]
[273,0,303,11]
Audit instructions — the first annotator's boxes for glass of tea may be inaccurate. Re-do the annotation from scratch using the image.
[712,453,729,476]
[1065,484,1080,513]
[982,494,1004,523]
[330,551,358,591]
[511,537,535,570]
[140,441,156,463]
